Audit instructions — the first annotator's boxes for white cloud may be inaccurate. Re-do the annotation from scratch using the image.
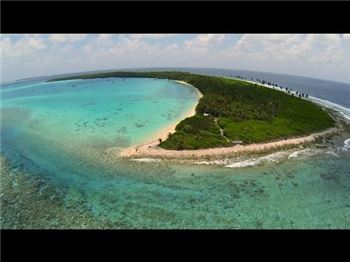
[128,34,179,40]
[196,34,226,45]
[95,34,115,47]
[0,35,46,59]
[342,34,350,48]
[1,34,349,84]
[226,34,345,64]
[83,44,93,53]
[96,37,180,62]
[97,34,112,42]
[27,37,47,49]
[49,34,86,43]
[61,44,75,52]
[231,34,309,61]
[302,34,343,63]
[184,34,226,55]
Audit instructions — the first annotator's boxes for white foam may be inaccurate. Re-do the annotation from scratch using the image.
[266,84,350,121]
[201,146,338,168]
[287,149,311,159]
[196,160,229,165]
[131,158,161,163]
[197,151,290,168]
[232,77,350,121]
[225,160,258,168]
[287,151,300,159]
[287,148,324,159]
[308,96,350,121]
[342,138,350,151]
[260,151,287,162]
[326,151,339,157]
[225,151,288,168]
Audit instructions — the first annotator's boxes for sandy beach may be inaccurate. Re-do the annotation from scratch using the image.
[151,80,203,141]
[119,127,337,159]
[115,79,339,160]
[116,80,203,158]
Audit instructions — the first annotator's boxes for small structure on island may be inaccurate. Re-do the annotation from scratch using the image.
[203,113,209,116]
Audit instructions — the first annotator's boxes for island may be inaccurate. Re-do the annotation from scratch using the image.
[49,71,336,158]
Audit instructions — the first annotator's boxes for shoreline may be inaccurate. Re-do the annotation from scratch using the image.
[119,127,338,159]
[119,80,203,156]
[115,77,342,160]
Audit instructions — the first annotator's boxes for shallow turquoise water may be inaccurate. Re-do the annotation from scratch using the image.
[1,77,350,229]
[1,78,198,147]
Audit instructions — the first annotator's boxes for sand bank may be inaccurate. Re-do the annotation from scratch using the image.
[119,127,337,159]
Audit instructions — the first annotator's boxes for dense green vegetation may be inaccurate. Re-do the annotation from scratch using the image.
[49,71,335,150]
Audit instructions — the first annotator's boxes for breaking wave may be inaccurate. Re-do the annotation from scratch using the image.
[131,158,161,163]
[253,79,350,121]
[225,151,289,168]
[287,149,316,159]
[308,96,350,121]
[225,160,260,168]
[326,151,339,157]
[199,148,333,169]
[343,138,350,151]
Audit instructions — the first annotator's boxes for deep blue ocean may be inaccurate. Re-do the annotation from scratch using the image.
[143,67,350,108]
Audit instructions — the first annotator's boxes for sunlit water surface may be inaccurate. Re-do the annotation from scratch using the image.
[1,75,350,229]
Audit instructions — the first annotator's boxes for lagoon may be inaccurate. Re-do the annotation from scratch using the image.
[1,73,350,229]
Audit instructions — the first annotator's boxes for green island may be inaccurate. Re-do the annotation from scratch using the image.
[49,71,335,150]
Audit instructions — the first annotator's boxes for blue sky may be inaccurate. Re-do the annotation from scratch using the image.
[1,34,350,83]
